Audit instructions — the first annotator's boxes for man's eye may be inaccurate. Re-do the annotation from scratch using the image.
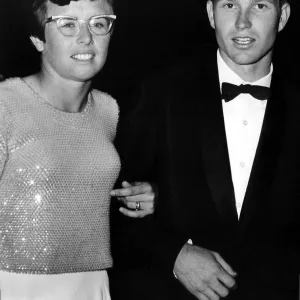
[224,3,235,9]
[255,4,267,9]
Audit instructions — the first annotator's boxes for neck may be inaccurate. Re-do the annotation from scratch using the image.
[26,71,92,113]
[220,50,273,83]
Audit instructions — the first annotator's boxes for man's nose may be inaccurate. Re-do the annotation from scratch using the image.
[235,10,252,30]
[77,22,93,45]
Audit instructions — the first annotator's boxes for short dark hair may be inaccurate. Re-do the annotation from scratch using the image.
[210,0,291,7]
[30,0,114,41]
[278,0,291,6]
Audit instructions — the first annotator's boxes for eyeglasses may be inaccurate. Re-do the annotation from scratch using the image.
[45,15,116,37]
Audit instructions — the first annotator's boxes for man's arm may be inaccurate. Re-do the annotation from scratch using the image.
[111,76,190,272]
[112,74,237,300]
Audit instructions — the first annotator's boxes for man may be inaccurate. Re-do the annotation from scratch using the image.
[111,0,300,299]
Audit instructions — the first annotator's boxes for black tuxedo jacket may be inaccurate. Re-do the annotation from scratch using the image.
[110,49,300,300]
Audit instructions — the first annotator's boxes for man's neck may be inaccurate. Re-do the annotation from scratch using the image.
[220,51,272,83]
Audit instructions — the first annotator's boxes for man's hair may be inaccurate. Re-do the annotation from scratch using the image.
[278,0,291,6]
[30,0,114,41]
[210,0,291,7]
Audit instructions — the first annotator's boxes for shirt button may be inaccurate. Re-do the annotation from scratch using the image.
[240,162,245,168]
[243,120,248,126]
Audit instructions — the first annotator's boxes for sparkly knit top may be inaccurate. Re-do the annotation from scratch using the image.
[0,78,120,274]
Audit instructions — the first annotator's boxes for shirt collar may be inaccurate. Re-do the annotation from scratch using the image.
[217,49,273,92]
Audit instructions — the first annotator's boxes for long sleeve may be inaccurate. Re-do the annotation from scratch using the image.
[112,78,188,274]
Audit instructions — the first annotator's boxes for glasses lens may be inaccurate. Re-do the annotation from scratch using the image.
[57,18,79,36]
[89,17,112,35]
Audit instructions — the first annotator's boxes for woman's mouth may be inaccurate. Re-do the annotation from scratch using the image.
[71,54,94,61]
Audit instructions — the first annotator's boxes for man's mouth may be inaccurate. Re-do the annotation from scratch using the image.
[233,37,255,45]
[71,54,94,61]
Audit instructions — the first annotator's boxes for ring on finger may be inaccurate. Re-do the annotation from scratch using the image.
[135,201,141,211]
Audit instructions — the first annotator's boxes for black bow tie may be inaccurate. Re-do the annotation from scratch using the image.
[222,82,271,102]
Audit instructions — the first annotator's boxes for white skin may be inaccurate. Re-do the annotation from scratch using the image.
[28,0,155,218]
[173,1,291,300]
[111,181,155,218]
[207,0,291,82]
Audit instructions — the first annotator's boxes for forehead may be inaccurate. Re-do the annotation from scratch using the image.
[47,0,113,17]
[213,0,279,4]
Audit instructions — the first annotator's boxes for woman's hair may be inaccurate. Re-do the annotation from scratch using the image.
[30,0,114,41]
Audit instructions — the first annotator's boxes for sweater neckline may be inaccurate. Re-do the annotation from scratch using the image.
[18,77,92,116]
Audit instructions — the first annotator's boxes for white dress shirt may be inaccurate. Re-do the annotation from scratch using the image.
[218,50,272,218]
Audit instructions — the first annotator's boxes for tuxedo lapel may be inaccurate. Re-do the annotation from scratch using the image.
[196,58,238,225]
[239,73,286,234]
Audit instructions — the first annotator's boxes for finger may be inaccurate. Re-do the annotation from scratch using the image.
[116,197,154,212]
[121,181,132,188]
[216,269,236,290]
[202,287,219,300]
[110,181,133,196]
[119,207,149,218]
[124,201,154,212]
[214,252,237,277]
[110,187,134,197]
[196,292,209,300]
[127,181,153,193]
[124,194,155,203]
[111,183,153,197]
[210,278,229,298]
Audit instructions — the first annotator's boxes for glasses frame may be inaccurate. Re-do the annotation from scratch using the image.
[45,14,117,37]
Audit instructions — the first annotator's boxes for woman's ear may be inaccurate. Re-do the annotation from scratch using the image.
[30,36,44,52]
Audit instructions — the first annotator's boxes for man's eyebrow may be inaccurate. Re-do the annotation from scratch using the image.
[214,0,237,3]
[253,0,277,3]
[215,0,277,3]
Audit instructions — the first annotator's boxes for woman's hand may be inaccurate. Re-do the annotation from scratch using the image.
[111,181,156,218]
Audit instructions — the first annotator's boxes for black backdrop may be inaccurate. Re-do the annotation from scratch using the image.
[0,0,299,108]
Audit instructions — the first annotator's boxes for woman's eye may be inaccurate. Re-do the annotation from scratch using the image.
[63,23,75,28]
[93,22,104,28]
[60,20,77,28]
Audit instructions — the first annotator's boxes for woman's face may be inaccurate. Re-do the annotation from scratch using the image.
[36,0,113,82]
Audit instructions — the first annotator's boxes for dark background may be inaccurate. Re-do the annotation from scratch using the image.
[0,0,299,108]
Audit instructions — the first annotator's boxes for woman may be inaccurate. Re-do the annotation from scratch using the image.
[0,0,154,299]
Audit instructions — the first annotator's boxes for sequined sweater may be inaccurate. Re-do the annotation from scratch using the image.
[0,78,120,274]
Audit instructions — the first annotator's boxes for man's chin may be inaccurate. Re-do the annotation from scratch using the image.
[229,52,261,67]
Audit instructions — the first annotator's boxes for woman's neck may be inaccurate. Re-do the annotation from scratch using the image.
[25,72,92,113]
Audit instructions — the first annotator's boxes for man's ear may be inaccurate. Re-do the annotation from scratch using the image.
[30,36,44,52]
[206,0,215,29]
[278,3,291,32]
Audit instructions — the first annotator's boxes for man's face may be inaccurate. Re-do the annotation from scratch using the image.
[207,0,290,69]
[34,0,113,82]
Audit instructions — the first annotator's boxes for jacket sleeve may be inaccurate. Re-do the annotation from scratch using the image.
[111,78,188,275]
